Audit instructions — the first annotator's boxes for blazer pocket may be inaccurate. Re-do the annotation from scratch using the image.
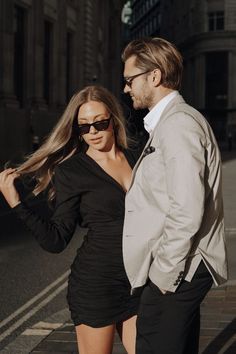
[145,148,162,159]
[142,149,163,173]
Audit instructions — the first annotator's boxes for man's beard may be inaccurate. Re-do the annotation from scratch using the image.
[132,90,154,110]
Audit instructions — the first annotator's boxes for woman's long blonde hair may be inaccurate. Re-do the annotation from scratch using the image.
[17,85,128,200]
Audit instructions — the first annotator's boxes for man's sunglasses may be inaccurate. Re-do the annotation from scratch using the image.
[77,117,111,136]
[124,70,150,88]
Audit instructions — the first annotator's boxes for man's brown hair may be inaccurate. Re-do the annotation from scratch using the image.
[122,37,183,90]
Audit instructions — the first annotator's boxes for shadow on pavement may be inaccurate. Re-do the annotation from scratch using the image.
[202,318,236,354]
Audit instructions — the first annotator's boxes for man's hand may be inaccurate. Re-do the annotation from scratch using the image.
[0,168,21,208]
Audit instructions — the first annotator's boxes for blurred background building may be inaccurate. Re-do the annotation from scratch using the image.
[127,0,161,38]
[1,0,235,166]
[126,0,236,144]
[0,0,125,165]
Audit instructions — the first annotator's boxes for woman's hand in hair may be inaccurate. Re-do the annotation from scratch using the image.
[0,168,21,208]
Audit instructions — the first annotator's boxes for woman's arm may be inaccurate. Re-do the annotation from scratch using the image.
[0,166,80,253]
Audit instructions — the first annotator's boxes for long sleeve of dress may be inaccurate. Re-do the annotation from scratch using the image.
[13,165,80,253]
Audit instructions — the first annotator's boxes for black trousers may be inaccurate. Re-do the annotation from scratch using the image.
[136,261,213,354]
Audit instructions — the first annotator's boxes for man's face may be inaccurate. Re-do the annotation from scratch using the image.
[123,55,154,110]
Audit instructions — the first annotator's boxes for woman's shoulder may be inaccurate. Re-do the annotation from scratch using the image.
[54,152,83,177]
[53,153,86,192]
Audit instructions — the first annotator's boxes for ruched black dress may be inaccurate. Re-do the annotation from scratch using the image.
[13,149,141,327]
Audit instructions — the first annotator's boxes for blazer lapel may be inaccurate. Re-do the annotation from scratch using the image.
[128,93,186,192]
[128,130,155,191]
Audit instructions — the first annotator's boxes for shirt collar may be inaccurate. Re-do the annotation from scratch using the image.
[144,91,178,134]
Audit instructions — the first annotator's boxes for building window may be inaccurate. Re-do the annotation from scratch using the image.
[205,51,228,109]
[43,20,53,105]
[205,51,228,140]
[13,6,26,107]
[208,11,224,31]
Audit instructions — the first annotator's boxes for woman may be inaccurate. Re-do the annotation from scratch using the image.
[0,86,141,354]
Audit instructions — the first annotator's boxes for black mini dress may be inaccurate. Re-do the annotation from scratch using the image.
[13,149,142,327]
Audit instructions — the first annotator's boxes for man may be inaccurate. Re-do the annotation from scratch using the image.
[122,37,228,354]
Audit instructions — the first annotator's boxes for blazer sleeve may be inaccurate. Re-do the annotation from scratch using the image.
[149,113,207,291]
[13,165,80,253]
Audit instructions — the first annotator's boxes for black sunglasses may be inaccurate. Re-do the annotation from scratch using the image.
[77,117,111,136]
[124,70,150,88]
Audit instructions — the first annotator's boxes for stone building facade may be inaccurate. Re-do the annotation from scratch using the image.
[161,0,236,141]
[129,0,161,38]
[127,0,236,142]
[0,0,125,165]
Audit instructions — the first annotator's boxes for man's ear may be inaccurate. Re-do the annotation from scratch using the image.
[152,69,162,87]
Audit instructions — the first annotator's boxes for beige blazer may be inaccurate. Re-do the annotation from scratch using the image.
[123,93,228,293]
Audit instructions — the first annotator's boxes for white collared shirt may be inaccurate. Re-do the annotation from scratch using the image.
[144,91,178,134]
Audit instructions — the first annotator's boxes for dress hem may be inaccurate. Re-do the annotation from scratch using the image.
[72,309,138,328]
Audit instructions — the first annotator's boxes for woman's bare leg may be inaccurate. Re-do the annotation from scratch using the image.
[75,323,116,354]
[116,315,137,354]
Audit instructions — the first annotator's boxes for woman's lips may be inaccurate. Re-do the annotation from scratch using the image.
[90,137,102,143]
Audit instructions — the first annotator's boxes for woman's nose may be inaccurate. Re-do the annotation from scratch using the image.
[89,125,97,134]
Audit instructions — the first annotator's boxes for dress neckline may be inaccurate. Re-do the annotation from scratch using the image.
[79,149,134,194]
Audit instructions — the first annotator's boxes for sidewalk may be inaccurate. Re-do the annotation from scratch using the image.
[27,284,236,354]
[2,150,236,354]
[1,283,235,354]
